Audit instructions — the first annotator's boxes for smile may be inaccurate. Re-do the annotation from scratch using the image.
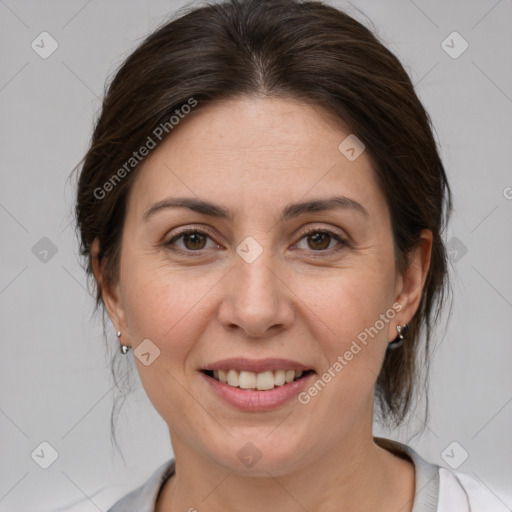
[199,357,316,410]
[202,369,313,391]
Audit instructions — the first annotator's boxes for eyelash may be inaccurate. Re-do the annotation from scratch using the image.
[163,226,348,256]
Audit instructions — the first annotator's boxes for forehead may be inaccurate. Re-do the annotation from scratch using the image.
[126,95,386,221]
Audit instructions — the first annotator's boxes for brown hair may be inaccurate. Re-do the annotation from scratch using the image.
[74,0,452,440]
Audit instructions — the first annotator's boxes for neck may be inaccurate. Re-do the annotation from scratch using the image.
[156,434,415,512]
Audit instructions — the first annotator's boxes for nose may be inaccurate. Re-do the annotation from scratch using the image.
[217,250,295,338]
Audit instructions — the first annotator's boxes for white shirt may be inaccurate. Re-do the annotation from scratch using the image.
[106,438,506,511]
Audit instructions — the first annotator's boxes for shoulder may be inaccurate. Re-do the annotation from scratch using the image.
[374,437,506,512]
[399,440,507,512]
[437,467,509,512]
[106,459,175,512]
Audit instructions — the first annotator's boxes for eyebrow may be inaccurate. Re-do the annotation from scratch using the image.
[143,195,369,222]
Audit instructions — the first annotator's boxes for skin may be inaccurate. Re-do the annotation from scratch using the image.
[92,95,432,512]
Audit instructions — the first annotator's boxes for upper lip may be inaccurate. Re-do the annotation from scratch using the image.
[201,358,313,373]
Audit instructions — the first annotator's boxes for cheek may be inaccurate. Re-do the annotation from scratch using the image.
[296,268,395,399]
[302,268,395,343]
[122,265,212,353]
[294,275,393,430]
[119,265,215,422]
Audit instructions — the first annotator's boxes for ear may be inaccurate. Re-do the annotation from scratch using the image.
[91,238,129,342]
[389,229,433,340]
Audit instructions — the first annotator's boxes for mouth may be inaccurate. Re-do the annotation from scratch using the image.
[201,368,315,391]
[199,358,317,411]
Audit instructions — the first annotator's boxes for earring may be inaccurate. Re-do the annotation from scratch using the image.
[118,331,131,354]
[388,324,407,350]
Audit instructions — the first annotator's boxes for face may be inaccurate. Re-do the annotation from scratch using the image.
[97,96,430,476]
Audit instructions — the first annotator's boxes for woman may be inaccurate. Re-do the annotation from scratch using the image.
[75,0,499,510]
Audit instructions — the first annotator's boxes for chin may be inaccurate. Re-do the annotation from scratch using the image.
[205,435,308,477]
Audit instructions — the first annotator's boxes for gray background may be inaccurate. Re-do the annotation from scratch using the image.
[1,0,511,510]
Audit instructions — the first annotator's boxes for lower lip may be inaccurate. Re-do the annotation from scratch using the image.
[200,371,315,411]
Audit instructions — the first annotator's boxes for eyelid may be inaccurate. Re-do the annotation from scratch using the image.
[293,225,349,252]
[163,224,349,253]
[298,224,348,241]
[164,225,221,250]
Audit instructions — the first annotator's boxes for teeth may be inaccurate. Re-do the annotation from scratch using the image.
[239,370,256,389]
[210,369,306,390]
[256,371,275,390]
[227,369,239,387]
[274,369,286,386]
[218,369,228,383]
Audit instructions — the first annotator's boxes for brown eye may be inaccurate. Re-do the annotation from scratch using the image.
[182,232,207,250]
[295,228,347,253]
[165,229,216,252]
[306,232,331,250]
